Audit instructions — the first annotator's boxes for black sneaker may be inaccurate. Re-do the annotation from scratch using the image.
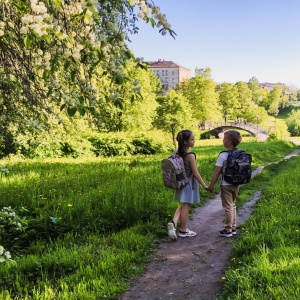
[219,229,233,237]
[232,229,237,235]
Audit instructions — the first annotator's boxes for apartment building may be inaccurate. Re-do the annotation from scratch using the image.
[259,82,286,91]
[147,59,191,92]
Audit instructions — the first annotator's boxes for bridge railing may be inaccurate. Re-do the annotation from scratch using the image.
[207,122,268,134]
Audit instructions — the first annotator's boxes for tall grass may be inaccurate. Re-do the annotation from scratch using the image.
[218,154,300,299]
[0,140,297,299]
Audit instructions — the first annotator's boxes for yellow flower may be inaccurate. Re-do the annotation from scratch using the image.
[221,276,226,280]
[67,204,73,207]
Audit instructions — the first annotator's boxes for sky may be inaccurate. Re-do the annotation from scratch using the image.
[127,0,300,89]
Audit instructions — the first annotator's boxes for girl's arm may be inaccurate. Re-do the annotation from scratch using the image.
[207,166,222,192]
[187,154,207,188]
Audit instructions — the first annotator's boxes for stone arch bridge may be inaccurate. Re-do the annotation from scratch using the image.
[208,122,269,141]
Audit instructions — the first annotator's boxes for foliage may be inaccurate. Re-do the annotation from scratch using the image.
[96,59,160,132]
[87,133,166,156]
[217,82,239,120]
[0,0,173,156]
[267,120,290,141]
[178,68,221,126]
[286,109,300,136]
[153,89,195,146]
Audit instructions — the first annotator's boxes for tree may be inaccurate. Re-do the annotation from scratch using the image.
[235,81,253,119]
[266,86,283,115]
[179,69,221,127]
[153,90,194,146]
[286,109,300,136]
[217,82,239,121]
[96,59,160,131]
[0,0,174,155]
[248,77,261,104]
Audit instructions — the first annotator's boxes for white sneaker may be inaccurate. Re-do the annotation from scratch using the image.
[178,228,196,238]
[167,222,177,240]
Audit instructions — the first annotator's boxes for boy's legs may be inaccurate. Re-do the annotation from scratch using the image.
[220,185,239,232]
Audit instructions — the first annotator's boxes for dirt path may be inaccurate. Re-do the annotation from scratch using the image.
[120,149,300,300]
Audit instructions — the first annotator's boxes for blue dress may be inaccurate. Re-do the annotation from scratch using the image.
[173,152,200,204]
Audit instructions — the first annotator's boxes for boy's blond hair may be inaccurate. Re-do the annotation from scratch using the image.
[225,130,242,147]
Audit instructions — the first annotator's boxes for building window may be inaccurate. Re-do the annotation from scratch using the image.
[165,77,168,82]
[166,70,168,75]
[157,70,160,75]
[172,71,175,75]
[162,70,164,76]
[172,78,175,83]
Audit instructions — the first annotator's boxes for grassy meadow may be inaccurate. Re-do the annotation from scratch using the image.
[218,152,300,299]
[0,137,299,299]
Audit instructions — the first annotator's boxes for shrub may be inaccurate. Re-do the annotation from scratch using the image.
[200,130,219,139]
[131,136,163,155]
[88,136,133,157]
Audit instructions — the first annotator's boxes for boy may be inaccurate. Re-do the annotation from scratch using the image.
[207,130,242,238]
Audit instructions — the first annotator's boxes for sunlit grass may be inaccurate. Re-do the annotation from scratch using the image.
[218,155,300,300]
[0,140,298,299]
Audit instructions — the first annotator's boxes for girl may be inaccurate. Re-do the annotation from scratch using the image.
[168,130,208,239]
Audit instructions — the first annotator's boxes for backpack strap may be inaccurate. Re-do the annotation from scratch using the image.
[220,148,237,181]
[183,152,196,189]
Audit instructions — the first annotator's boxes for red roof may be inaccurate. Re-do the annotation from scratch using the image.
[147,60,189,69]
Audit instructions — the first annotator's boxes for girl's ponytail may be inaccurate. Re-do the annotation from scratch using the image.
[176,130,193,157]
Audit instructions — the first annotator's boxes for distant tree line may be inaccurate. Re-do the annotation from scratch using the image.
[0,1,299,158]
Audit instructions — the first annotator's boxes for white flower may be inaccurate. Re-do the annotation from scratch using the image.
[33,16,44,24]
[30,24,42,36]
[5,251,11,259]
[64,50,72,57]
[0,30,4,37]
[21,15,33,24]
[20,27,28,34]
[44,52,51,61]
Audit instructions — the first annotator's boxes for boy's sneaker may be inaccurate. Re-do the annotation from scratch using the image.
[167,222,177,240]
[232,229,237,235]
[178,229,196,238]
[219,229,233,238]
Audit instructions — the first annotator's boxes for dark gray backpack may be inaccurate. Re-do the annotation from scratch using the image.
[222,149,252,185]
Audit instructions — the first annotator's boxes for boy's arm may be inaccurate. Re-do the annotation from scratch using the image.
[207,166,223,192]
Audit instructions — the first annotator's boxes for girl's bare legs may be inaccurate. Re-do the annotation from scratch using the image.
[173,206,182,227]
[179,203,190,232]
[173,203,190,232]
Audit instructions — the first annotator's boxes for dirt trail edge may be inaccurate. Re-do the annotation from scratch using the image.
[120,149,300,300]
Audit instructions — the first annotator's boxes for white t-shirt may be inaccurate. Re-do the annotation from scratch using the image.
[216,151,231,186]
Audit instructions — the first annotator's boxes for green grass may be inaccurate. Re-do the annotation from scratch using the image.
[0,139,298,299]
[218,154,300,300]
